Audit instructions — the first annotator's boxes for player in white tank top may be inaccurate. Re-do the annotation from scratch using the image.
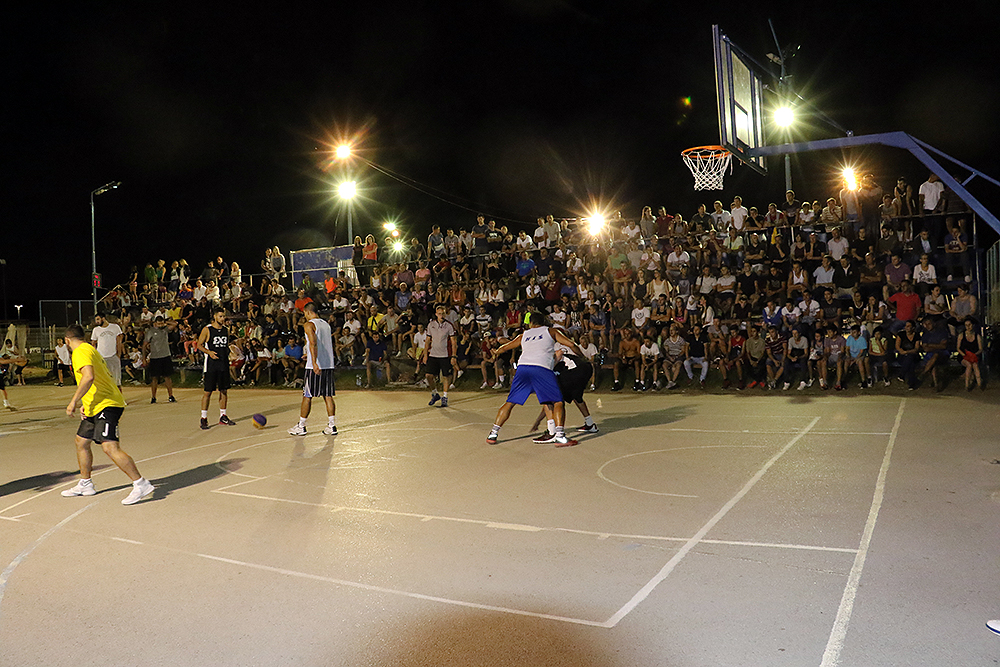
[517,326,555,369]
[485,313,584,447]
[289,303,338,436]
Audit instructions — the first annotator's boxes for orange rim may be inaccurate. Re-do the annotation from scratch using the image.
[681,145,729,158]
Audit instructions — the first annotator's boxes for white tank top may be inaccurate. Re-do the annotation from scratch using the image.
[306,317,336,370]
[519,326,555,369]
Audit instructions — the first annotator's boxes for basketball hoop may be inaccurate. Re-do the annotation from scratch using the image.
[681,145,732,190]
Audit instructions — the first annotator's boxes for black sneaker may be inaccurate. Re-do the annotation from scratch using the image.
[611,381,622,392]
[168,396,177,403]
[533,432,555,443]
[200,418,209,430]
[428,392,440,406]
[219,415,237,426]
[576,423,599,433]
[150,397,157,404]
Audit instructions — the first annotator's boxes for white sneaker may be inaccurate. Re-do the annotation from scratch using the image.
[121,478,155,505]
[62,480,96,497]
[480,382,489,389]
[797,381,807,390]
[322,425,338,436]
[782,382,791,390]
[987,619,1000,635]
[288,424,307,436]
[806,379,814,387]
[492,382,503,389]
[456,370,464,379]
[449,383,456,390]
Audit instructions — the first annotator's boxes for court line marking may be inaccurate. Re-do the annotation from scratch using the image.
[630,427,891,435]
[211,487,854,554]
[0,502,96,612]
[602,416,821,627]
[192,552,612,626]
[596,445,769,497]
[820,398,906,667]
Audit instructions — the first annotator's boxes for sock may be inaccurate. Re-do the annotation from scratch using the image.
[328,416,336,427]
[201,410,208,419]
[80,478,93,485]
[585,415,594,427]
[299,417,308,427]
[133,477,146,486]
[442,391,448,398]
[491,424,501,434]
[547,419,555,435]
[555,426,565,437]
[220,409,227,417]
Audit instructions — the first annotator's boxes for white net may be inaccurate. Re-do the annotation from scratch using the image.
[681,146,732,190]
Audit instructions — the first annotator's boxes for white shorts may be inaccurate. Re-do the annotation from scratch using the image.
[103,355,122,386]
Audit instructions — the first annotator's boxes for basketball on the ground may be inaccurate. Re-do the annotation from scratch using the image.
[252,413,267,429]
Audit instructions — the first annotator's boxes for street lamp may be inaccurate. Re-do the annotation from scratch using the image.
[338,180,357,244]
[90,181,120,312]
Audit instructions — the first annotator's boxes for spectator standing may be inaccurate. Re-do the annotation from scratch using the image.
[143,316,176,404]
[91,315,124,394]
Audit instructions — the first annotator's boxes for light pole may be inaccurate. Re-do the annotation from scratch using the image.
[338,180,357,245]
[90,181,120,312]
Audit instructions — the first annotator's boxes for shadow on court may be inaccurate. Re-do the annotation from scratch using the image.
[344,610,647,667]
[0,465,112,497]
[146,459,248,501]
[598,404,694,432]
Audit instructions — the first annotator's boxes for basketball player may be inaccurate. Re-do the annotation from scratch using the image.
[54,337,73,386]
[530,346,599,442]
[60,325,155,505]
[288,303,337,436]
[424,304,456,408]
[91,315,124,394]
[486,312,582,447]
[197,308,236,429]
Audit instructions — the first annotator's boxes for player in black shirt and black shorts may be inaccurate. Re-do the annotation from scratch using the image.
[531,347,599,442]
[196,308,237,430]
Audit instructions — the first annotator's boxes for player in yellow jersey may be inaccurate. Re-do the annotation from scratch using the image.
[61,324,155,505]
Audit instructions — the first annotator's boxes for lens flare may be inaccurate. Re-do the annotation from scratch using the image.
[843,168,858,191]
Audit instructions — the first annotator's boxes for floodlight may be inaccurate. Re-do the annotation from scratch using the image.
[335,144,352,159]
[774,106,794,128]
[588,214,606,236]
[338,181,357,199]
[391,229,400,238]
[843,168,859,191]
[392,241,404,251]
[382,221,396,232]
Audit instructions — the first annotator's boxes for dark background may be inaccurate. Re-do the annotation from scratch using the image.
[3,2,998,319]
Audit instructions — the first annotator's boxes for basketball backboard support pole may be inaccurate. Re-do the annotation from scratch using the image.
[748,131,1000,234]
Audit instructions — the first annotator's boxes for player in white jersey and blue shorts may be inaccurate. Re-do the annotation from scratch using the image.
[486,312,584,447]
[288,302,338,436]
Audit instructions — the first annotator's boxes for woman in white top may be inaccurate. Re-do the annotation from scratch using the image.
[912,253,937,297]
[649,269,671,300]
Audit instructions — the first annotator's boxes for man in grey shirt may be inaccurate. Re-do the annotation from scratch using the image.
[143,316,176,404]
[423,304,457,408]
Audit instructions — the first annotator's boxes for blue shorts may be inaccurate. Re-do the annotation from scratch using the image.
[506,364,563,405]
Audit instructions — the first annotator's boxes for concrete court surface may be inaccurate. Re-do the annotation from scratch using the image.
[0,383,998,667]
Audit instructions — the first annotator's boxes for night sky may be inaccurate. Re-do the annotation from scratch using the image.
[4,2,998,319]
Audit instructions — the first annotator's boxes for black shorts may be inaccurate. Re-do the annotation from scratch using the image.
[424,356,451,377]
[556,364,591,404]
[148,356,173,379]
[304,368,336,398]
[77,406,125,443]
[57,363,72,373]
[203,366,230,393]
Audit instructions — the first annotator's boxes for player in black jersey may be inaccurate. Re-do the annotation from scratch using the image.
[196,308,236,429]
[531,349,598,441]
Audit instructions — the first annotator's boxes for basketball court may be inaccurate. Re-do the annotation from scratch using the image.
[1,383,998,666]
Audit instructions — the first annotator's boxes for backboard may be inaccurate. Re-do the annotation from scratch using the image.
[713,24,767,175]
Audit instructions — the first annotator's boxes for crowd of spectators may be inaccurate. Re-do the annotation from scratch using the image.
[97,171,988,394]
